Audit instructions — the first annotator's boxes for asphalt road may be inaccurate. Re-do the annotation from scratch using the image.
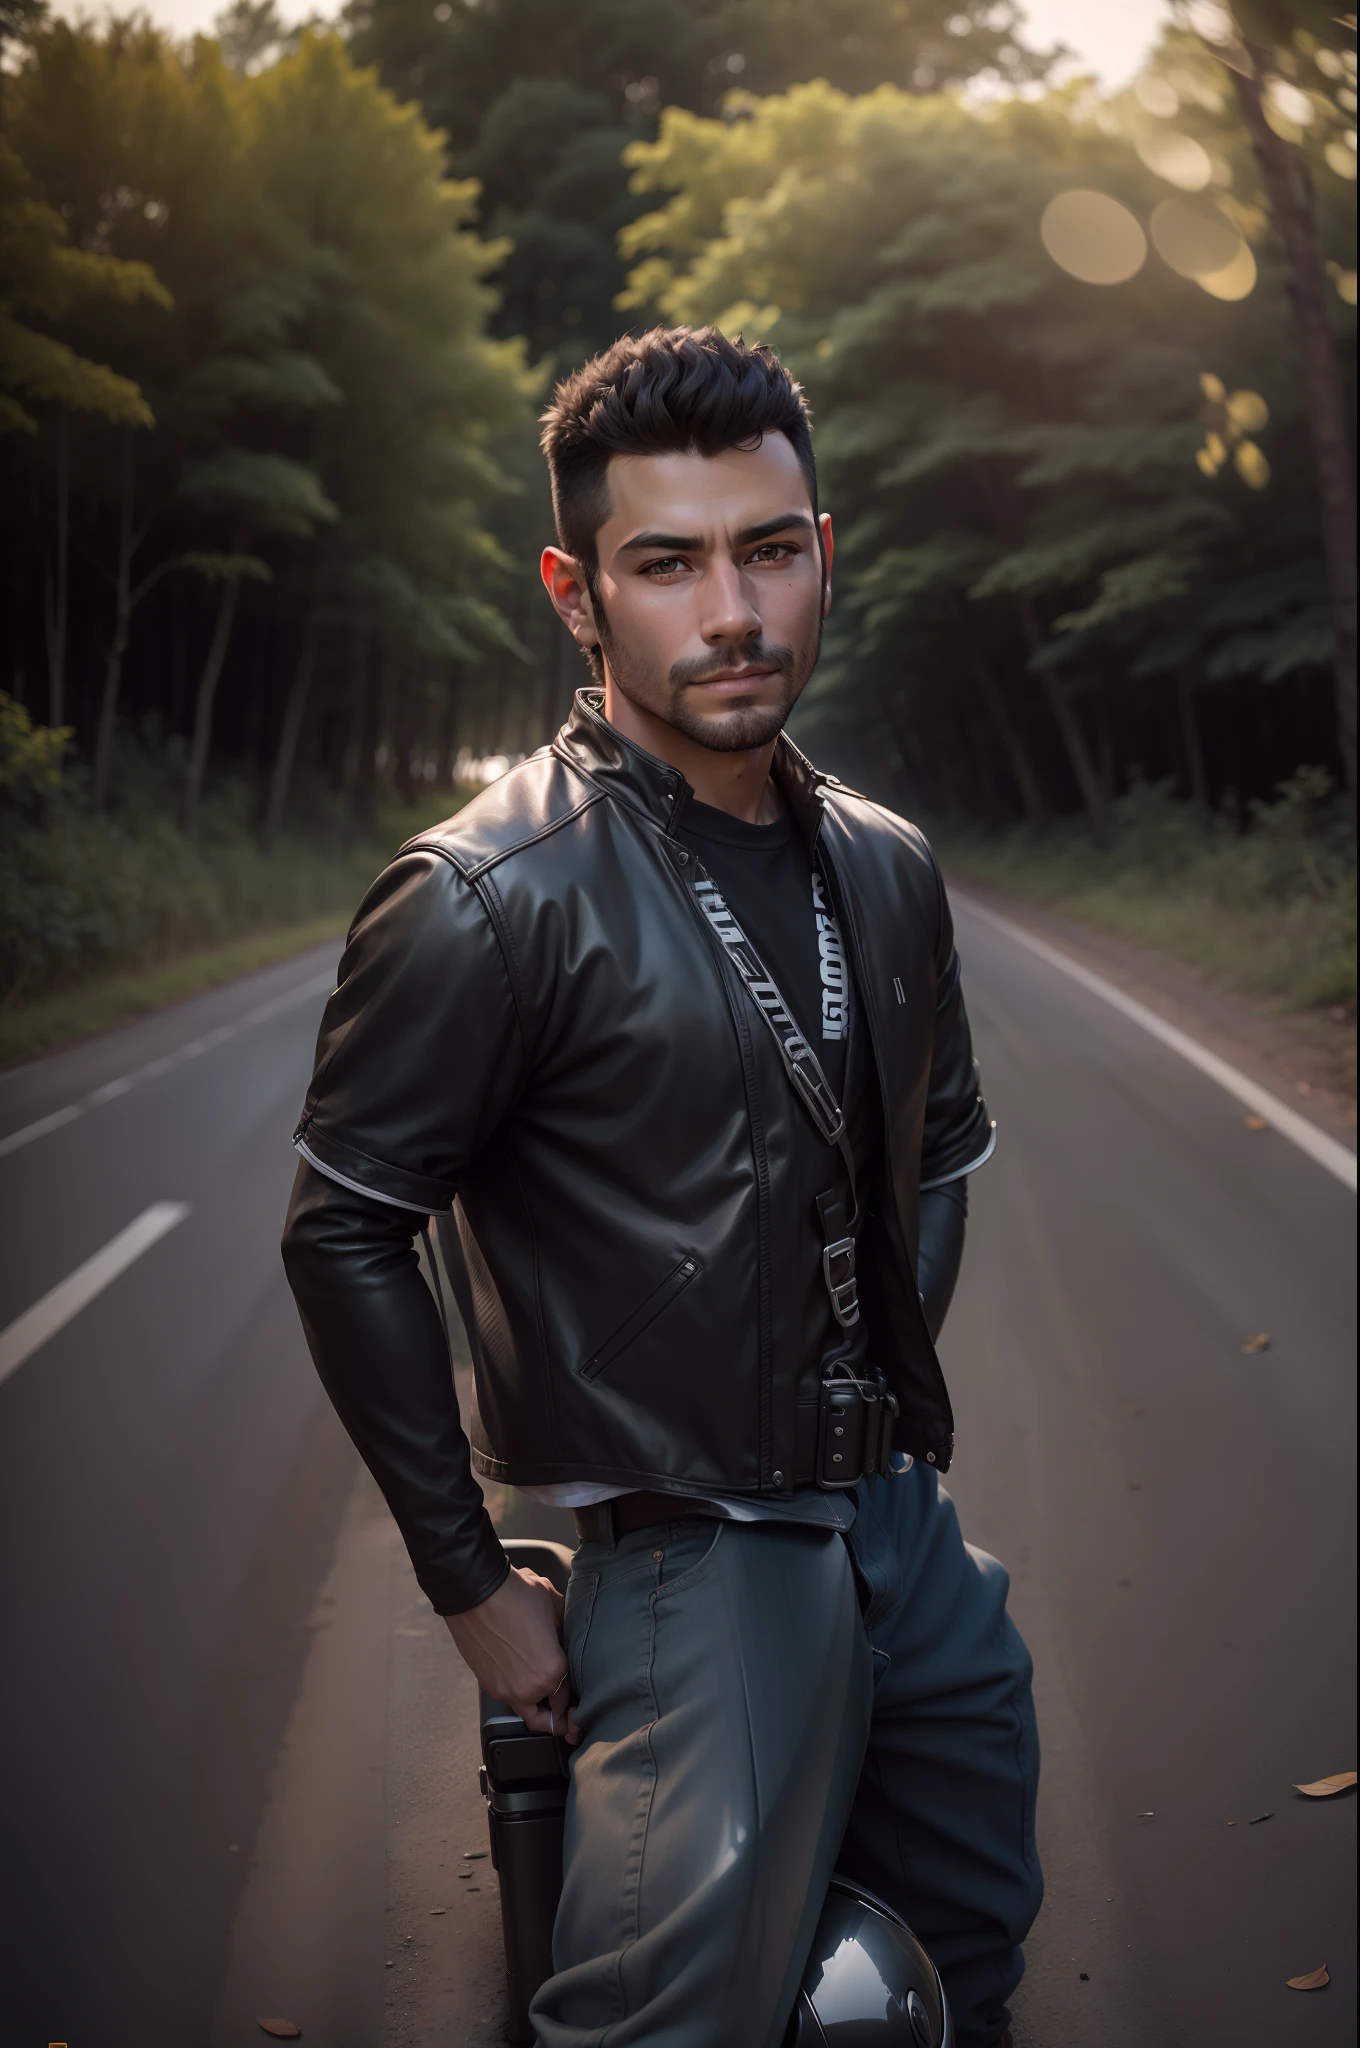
[0,902,1353,2048]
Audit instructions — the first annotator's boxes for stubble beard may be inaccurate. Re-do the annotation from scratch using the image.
[596,601,823,754]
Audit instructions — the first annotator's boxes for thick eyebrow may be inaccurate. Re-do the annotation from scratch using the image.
[616,511,816,556]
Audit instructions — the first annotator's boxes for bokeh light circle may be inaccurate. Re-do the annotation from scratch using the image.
[1040,190,1148,286]
[1197,242,1258,300]
[1135,131,1213,190]
[1150,197,1243,277]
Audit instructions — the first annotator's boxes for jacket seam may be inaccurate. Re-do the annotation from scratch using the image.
[676,868,776,1487]
[293,1135,437,1214]
[507,1134,561,1451]
[471,869,533,1061]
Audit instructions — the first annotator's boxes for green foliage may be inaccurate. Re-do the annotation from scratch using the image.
[940,770,1356,1009]
[621,49,1354,830]
[345,0,1056,365]
[0,690,69,803]
[0,134,166,433]
[0,717,459,1005]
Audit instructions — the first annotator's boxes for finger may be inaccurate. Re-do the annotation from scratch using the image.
[513,1699,554,1734]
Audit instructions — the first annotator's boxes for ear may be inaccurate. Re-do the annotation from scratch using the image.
[541,547,600,648]
[819,513,834,620]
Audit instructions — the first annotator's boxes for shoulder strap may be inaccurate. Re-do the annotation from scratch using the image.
[691,862,862,1328]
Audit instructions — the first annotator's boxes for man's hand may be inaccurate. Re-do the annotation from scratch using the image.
[444,1564,582,1744]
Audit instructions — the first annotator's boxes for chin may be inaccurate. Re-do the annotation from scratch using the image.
[685,706,789,753]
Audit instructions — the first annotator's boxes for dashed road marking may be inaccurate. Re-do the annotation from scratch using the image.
[0,1202,191,1388]
[0,969,335,1164]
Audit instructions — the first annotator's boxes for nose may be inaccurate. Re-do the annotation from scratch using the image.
[696,555,762,647]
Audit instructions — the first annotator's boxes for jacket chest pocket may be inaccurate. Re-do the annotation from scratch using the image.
[578,1253,703,1381]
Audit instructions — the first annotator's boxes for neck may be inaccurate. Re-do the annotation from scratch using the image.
[601,675,782,824]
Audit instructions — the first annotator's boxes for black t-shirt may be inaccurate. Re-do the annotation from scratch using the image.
[674,794,877,1397]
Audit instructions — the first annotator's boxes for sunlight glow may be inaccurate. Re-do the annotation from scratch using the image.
[1040,189,1148,285]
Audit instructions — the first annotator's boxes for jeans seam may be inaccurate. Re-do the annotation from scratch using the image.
[601,1575,663,2044]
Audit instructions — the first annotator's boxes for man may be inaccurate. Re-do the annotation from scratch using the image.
[282,327,1041,2048]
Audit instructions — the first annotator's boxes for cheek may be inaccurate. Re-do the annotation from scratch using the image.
[609,583,698,664]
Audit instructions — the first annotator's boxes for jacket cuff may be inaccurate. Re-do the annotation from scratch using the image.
[418,1517,512,1617]
[920,1120,997,1191]
[292,1122,457,1213]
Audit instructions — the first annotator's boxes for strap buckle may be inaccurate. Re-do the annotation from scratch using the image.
[821,1235,860,1328]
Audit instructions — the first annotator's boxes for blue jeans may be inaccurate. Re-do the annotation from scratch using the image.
[531,1463,1041,2048]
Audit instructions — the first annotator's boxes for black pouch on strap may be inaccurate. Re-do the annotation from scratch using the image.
[816,1362,900,1490]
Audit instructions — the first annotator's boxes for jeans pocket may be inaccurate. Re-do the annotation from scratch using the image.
[564,1567,599,1698]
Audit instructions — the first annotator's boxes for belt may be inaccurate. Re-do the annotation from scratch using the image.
[571,1491,721,1547]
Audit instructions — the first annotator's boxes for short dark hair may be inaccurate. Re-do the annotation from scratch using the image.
[540,326,817,576]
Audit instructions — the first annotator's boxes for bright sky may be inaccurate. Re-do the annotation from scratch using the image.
[52,0,1175,93]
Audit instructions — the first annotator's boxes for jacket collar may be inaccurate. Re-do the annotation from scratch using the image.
[555,687,831,839]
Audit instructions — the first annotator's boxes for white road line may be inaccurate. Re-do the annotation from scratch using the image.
[0,1201,191,1389]
[0,967,336,1165]
[956,895,1358,1194]
[0,1103,83,1160]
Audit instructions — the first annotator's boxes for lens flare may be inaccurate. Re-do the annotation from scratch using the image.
[1150,197,1243,278]
[1040,190,1147,286]
[1197,242,1258,300]
[1135,131,1213,190]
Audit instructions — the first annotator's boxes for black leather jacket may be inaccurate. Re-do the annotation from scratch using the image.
[282,692,993,1612]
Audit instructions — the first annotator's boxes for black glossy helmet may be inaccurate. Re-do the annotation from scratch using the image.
[785,1876,953,2047]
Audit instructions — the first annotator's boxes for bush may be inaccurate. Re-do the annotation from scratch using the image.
[937,771,1356,1012]
[0,705,461,1007]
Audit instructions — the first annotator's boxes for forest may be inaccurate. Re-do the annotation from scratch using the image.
[1,0,1355,1040]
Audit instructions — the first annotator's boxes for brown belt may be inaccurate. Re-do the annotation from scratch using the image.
[571,1491,721,1547]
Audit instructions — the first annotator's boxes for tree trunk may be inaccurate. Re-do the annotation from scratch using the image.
[92,433,135,814]
[1037,671,1110,840]
[1177,674,1209,806]
[262,605,320,854]
[1014,598,1109,840]
[352,647,385,825]
[970,654,1046,822]
[44,406,70,729]
[182,574,241,837]
[1231,41,1357,822]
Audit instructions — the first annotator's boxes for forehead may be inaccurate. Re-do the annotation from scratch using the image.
[598,432,811,547]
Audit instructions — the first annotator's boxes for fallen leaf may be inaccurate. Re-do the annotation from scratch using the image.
[1294,1771,1357,1798]
[1286,1965,1329,1991]
[1243,1115,1269,1131]
[1248,1811,1273,1824]
[1136,1811,1154,1821]
[462,1850,488,1859]
[1226,1821,1236,1827]
[257,2024,302,2041]
[430,1908,447,1915]
[1242,1333,1271,1354]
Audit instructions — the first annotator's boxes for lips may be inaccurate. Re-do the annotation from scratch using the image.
[689,668,778,691]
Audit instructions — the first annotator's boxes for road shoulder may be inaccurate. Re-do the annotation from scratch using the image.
[949,879,1357,1146]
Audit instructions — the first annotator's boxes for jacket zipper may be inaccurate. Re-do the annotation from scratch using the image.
[579,1252,704,1380]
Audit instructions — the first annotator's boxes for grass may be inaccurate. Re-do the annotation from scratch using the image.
[0,913,350,1068]
[1,716,470,1067]
[934,772,1356,1015]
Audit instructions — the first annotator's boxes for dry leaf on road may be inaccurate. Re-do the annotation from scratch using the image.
[257,2024,302,2040]
[1285,1966,1329,1991]
[1242,1333,1271,1354]
[1242,1116,1269,1131]
[1293,1771,1357,1798]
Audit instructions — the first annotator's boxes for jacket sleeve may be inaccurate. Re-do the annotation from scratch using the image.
[918,848,995,1190]
[281,849,526,1615]
[293,848,527,1209]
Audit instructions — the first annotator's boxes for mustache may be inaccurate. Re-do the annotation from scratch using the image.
[669,641,796,687]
